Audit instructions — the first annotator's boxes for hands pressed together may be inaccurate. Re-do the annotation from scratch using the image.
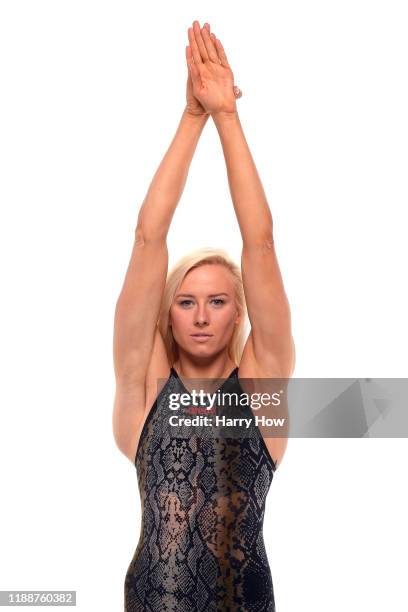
[185,20,242,118]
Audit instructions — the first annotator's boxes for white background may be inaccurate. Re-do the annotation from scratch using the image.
[1,1,407,610]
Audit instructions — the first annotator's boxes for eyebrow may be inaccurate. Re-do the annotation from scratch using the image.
[175,293,230,298]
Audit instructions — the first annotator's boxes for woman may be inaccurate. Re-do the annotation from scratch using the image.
[113,20,295,612]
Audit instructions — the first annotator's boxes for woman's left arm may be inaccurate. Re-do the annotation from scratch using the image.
[213,110,296,377]
[188,21,295,377]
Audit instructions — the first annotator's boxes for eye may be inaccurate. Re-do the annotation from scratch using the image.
[211,298,225,306]
[178,299,194,307]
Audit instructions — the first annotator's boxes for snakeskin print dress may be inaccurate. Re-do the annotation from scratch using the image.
[124,366,277,612]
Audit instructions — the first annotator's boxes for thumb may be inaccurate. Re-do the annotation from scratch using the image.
[189,61,201,86]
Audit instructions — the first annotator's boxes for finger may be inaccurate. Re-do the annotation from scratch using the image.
[214,37,230,68]
[185,45,192,77]
[192,20,209,62]
[185,44,192,65]
[208,31,221,63]
[188,26,203,65]
[186,45,199,78]
[202,22,221,64]
[201,23,219,63]
[186,45,201,84]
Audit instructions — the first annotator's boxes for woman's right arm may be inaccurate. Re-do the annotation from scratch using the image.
[113,108,209,459]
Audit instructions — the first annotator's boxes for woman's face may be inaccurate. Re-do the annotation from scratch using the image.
[169,264,240,359]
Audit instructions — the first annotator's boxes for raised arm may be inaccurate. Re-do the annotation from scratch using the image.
[113,60,210,458]
[212,112,295,377]
[188,22,295,378]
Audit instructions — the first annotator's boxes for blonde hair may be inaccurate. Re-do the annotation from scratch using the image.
[158,247,247,367]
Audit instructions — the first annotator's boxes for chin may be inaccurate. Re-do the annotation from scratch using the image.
[182,343,217,359]
[191,347,213,356]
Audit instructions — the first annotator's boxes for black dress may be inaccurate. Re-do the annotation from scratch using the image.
[124,366,277,611]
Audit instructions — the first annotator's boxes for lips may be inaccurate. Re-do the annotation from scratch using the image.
[190,333,213,337]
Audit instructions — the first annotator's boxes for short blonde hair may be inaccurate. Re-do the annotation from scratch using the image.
[158,247,247,366]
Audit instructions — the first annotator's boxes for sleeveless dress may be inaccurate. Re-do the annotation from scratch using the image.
[124,366,277,612]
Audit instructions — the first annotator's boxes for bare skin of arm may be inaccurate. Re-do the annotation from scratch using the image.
[113,97,209,461]
[189,21,295,465]
[212,111,296,378]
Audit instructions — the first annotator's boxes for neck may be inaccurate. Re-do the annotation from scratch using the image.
[173,353,236,380]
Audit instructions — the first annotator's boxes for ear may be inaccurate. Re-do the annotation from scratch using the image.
[235,308,241,324]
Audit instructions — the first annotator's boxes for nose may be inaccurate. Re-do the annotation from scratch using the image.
[194,304,209,327]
